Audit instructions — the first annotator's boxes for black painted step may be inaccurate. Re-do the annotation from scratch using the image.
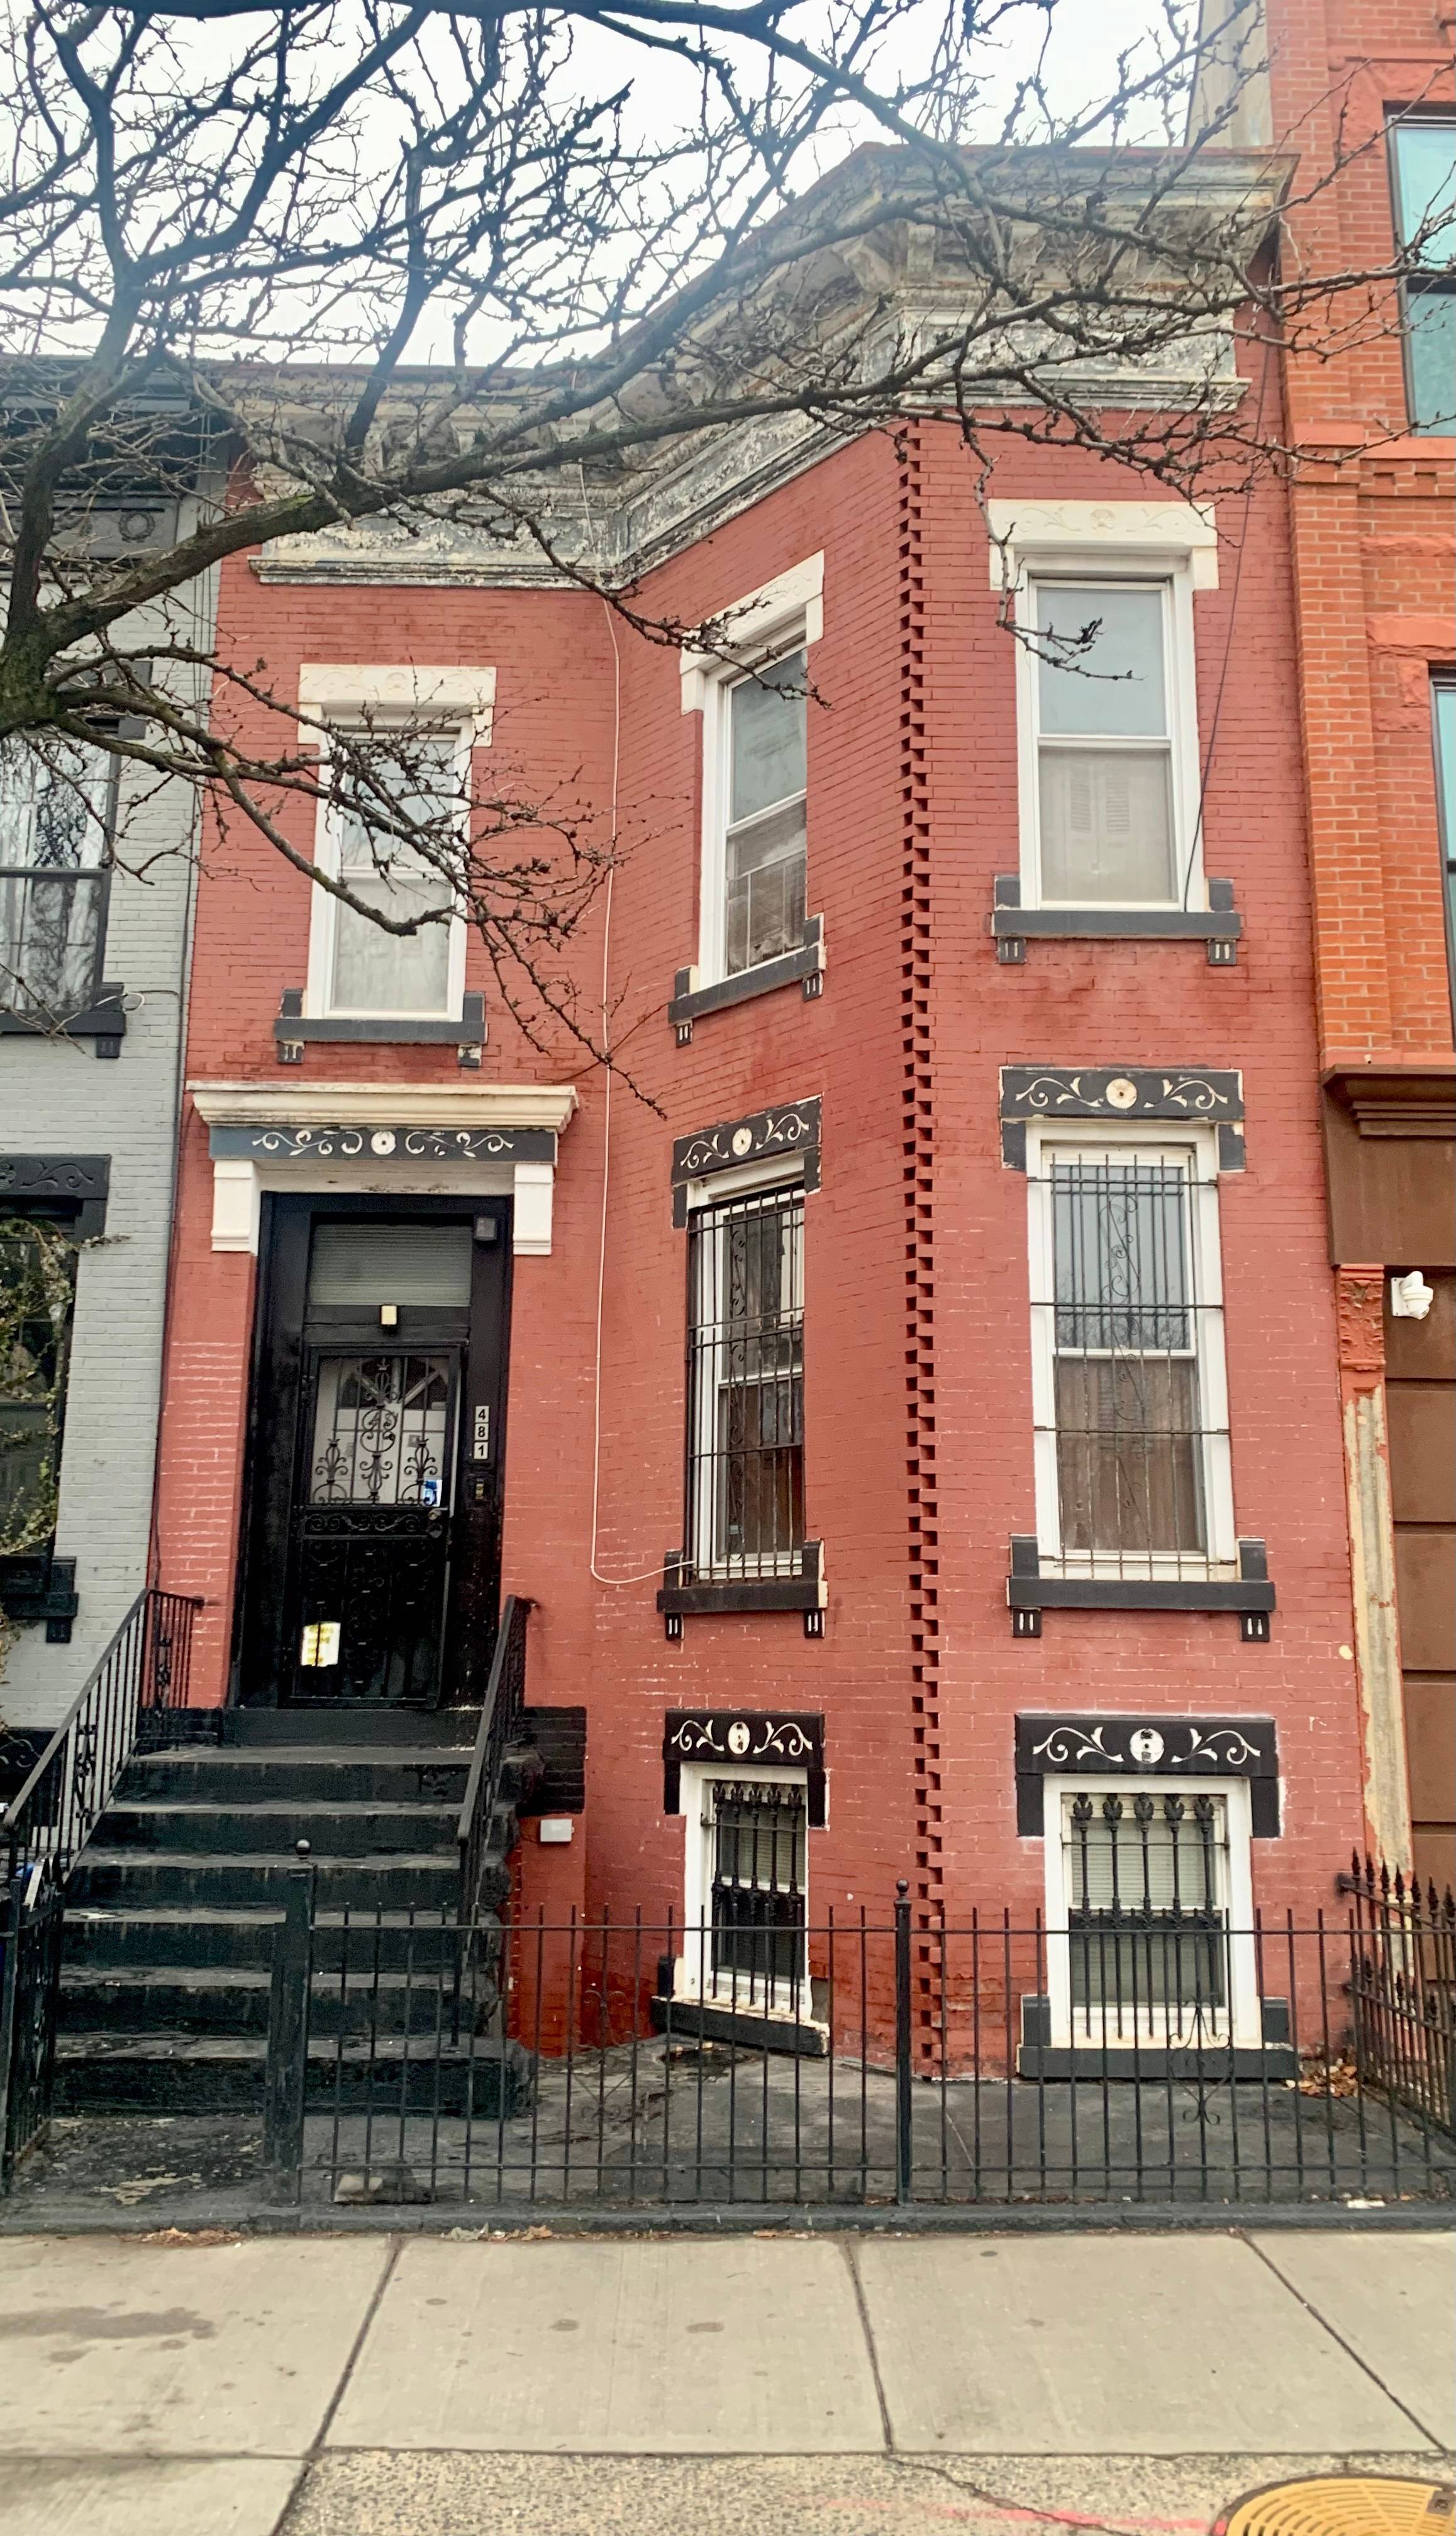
[63,1906,494,1974]
[121,1751,470,1807]
[54,2030,530,2116]
[69,1849,460,1913]
[221,1708,481,1747]
[60,1965,492,2038]
[100,1802,459,1857]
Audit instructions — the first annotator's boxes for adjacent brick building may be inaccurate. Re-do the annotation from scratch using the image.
[1203,0,1456,1884]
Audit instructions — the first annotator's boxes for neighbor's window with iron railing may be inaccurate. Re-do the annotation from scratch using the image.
[1062,1788,1233,2046]
[0,737,113,1022]
[0,1215,77,1567]
[1031,1143,1233,1577]
[704,1778,808,2007]
[686,1181,804,1581]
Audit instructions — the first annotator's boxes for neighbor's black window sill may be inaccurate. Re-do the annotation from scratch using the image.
[659,1541,824,1617]
[0,1553,79,1639]
[274,988,486,1061]
[1,986,126,1056]
[991,877,1241,965]
[651,1993,829,2057]
[669,918,825,1042]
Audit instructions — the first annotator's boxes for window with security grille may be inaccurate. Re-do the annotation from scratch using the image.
[686,1182,804,1581]
[1031,1140,1233,1576]
[722,653,807,975]
[1062,1788,1232,2045]
[0,736,111,1020]
[1031,582,1178,904]
[705,1779,808,2004]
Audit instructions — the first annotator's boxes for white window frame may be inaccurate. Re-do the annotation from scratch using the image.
[672,1759,813,2020]
[297,665,494,1025]
[681,555,823,990]
[1042,1773,1260,2052]
[986,501,1216,914]
[1025,1121,1235,1580]
[684,1158,806,1583]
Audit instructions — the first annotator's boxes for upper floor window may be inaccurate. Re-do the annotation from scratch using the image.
[1026,580,1191,908]
[1026,1129,1234,1580]
[1389,117,1456,435]
[0,737,111,1021]
[721,653,807,977]
[682,555,823,994]
[307,728,467,1020]
[0,1211,77,1565]
[686,1176,805,1582]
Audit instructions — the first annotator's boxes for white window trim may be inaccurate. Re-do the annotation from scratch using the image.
[680,555,823,990]
[296,667,495,1026]
[985,502,1215,914]
[672,1759,814,2021]
[1041,1773,1260,2052]
[1025,1120,1235,1579]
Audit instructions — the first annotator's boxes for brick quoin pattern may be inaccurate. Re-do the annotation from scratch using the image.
[155,406,1370,1949]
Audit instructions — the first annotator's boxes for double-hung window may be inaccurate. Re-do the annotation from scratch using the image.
[0,737,111,1021]
[1389,117,1456,435]
[1028,1133,1233,1579]
[721,653,808,977]
[1434,676,1456,1018]
[306,727,468,1021]
[1028,581,1184,906]
[0,1212,77,1565]
[685,1178,805,1582]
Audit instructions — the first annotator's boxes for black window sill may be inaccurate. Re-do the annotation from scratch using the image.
[274,989,485,1062]
[991,877,1241,966]
[669,918,824,1042]
[659,1542,825,1618]
[650,1994,829,2058]
[1,986,126,1056]
[1017,2043,1295,2081]
[0,1555,79,1640]
[1007,1537,1274,1638]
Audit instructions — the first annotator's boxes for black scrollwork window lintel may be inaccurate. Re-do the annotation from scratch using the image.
[664,1708,825,1823]
[1014,1712,1279,1836]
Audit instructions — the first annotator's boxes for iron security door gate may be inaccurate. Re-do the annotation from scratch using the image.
[292,1345,459,1704]
[239,1198,511,1709]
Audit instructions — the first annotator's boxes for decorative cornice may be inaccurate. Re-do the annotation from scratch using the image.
[663,1708,826,1824]
[999,1066,1244,1170]
[1014,1711,1280,1835]
[1323,1067,1456,1142]
[188,1079,579,1136]
[671,1096,821,1224]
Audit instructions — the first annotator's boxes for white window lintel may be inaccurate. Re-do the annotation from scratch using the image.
[681,555,824,714]
[297,663,496,744]
[986,500,1219,591]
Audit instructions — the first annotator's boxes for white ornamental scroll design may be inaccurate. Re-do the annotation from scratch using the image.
[250,1125,517,1160]
[1009,1071,1236,1121]
[669,1715,816,1766]
[675,1103,818,1181]
[1030,1720,1267,1772]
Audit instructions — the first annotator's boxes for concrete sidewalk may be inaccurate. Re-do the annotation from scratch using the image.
[0,2229,1448,2535]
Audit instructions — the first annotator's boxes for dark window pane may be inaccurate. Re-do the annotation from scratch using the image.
[0,1216,77,1554]
[687,1187,806,1580]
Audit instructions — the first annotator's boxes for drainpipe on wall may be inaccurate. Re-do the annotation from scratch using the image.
[1335,1264,1413,1874]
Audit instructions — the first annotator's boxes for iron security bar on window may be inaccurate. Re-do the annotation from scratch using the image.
[1064,1791,1231,2048]
[686,1183,805,1583]
[705,1780,808,2008]
[1032,1154,1231,1577]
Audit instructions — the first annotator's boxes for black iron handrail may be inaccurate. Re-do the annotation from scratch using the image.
[2,1586,204,1886]
[457,1594,532,1922]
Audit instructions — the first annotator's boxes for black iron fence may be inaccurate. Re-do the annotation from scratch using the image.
[1344,1855,1455,2139]
[1,1586,204,1886]
[264,1879,1456,2211]
[0,1872,64,2186]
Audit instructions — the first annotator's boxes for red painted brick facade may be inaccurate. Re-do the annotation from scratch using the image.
[155,398,1370,1988]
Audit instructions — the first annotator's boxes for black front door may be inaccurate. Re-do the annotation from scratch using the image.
[238,1197,510,1706]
